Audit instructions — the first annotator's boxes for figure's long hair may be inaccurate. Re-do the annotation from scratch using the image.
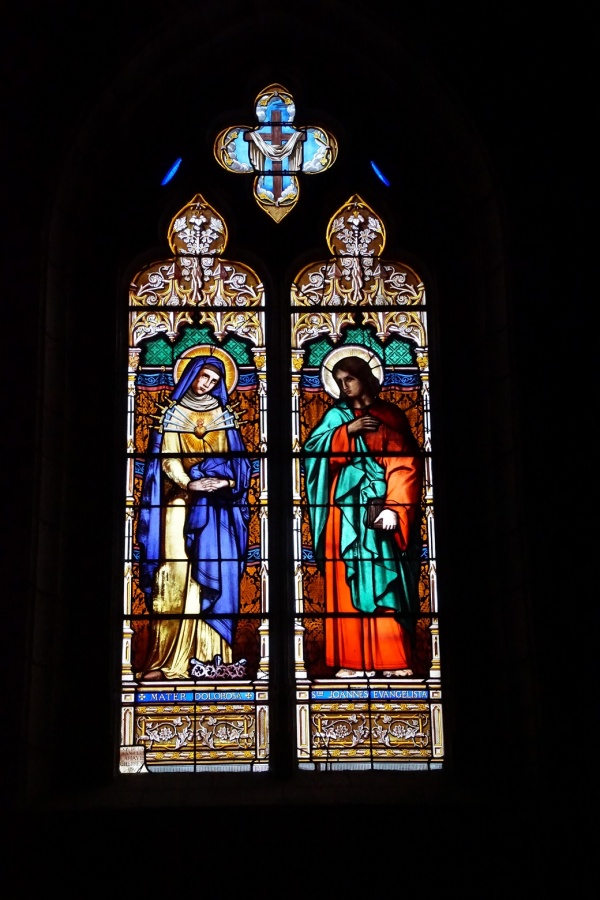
[332,356,381,399]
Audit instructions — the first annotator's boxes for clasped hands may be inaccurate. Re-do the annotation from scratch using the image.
[188,477,230,492]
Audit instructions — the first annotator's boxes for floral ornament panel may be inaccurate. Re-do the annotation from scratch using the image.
[130,195,264,308]
[292,195,425,307]
[214,84,338,223]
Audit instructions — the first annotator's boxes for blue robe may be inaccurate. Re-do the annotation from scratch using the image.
[138,356,250,649]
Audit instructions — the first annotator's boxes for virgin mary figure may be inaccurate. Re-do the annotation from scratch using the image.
[137,348,251,681]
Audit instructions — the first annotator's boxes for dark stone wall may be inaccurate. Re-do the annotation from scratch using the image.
[1,0,592,881]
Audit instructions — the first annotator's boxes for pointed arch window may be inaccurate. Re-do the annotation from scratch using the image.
[121,195,270,773]
[291,195,443,769]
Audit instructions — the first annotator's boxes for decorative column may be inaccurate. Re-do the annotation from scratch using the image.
[254,347,271,679]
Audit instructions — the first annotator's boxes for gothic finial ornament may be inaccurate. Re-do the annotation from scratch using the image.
[129,194,264,310]
[214,84,338,223]
[326,194,386,257]
[167,193,228,256]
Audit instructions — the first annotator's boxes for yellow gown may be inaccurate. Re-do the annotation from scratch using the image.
[142,404,233,679]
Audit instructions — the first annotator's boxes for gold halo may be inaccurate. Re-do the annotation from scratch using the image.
[321,345,384,398]
[173,345,238,394]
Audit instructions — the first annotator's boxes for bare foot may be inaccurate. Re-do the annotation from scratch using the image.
[335,669,375,678]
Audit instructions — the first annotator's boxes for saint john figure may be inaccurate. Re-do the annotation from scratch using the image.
[304,353,422,678]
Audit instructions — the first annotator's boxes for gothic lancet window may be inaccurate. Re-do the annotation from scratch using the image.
[291,196,443,769]
[121,195,269,773]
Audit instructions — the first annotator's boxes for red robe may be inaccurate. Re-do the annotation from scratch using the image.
[323,400,422,671]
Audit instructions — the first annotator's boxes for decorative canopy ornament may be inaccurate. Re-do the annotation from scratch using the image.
[128,194,265,348]
[130,194,264,311]
[292,195,425,308]
[214,84,338,223]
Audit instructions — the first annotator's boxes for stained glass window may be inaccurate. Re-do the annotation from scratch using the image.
[120,146,443,776]
[120,195,269,773]
[291,196,443,770]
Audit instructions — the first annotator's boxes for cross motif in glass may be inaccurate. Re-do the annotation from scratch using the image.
[214,83,338,223]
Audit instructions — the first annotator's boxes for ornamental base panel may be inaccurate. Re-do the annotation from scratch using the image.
[296,680,443,770]
[122,683,269,772]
